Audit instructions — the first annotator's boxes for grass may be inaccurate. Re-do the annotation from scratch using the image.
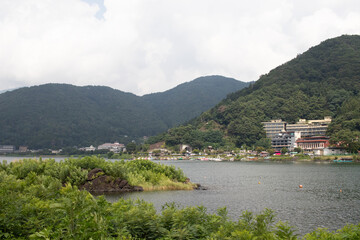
[140,181,196,191]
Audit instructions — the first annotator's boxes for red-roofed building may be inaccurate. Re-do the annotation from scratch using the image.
[296,136,330,153]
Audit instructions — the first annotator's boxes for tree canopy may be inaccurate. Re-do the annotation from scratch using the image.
[155,35,360,150]
[0,76,249,149]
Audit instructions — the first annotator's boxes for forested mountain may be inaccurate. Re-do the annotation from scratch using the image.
[156,35,360,150]
[0,84,167,149]
[143,76,250,127]
[0,76,248,148]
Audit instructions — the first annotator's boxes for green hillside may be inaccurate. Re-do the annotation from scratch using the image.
[0,84,167,149]
[156,35,360,149]
[0,76,248,149]
[143,75,250,127]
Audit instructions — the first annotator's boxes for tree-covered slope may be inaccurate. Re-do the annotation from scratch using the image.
[0,84,168,148]
[142,76,250,127]
[159,35,360,148]
[327,96,360,152]
[0,76,247,149]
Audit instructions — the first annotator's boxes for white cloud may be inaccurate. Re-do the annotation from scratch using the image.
[0,0,360,95]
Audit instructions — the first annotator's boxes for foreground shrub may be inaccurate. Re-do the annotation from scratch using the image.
[1,158,359,239]
[0,157,192,191]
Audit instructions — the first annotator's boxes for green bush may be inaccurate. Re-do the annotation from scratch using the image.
[0,166,359,239]
[0,156,192,192]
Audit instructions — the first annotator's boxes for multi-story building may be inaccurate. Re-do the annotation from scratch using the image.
[286,117,331,137]
[261,119,287,139]
[263,117,331,141]
[18,146,28,152]
[98,142,125,153]
[271,132,295,151]
[0,145,16,153]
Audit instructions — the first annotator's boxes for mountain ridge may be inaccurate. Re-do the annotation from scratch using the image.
[0,76,250,148]
[155,35,360,150]
[143,75,251,127]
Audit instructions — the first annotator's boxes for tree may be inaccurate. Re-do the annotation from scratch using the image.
[255,146,265,153]
[330,129,360,153]
[192,149,200,154]
[267,148,275,155]
[281,147,288,155]
[108,151,114,159]
[126,142,137,154]
[294,147,302,153]
[255,138,271,149]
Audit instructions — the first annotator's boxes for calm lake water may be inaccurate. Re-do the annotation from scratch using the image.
[108,160,360,235]
[2,157,360,235]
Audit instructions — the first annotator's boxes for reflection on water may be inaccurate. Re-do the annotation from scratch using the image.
[104,160,360,235]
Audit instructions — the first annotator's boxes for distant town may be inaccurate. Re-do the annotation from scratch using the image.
[1,116,357,160]
[0,142,126,155]
[262,116,347,156]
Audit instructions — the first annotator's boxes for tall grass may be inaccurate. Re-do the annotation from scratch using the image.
[0,156,193,191]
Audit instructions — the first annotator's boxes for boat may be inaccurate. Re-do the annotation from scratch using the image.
[333,159,353,163]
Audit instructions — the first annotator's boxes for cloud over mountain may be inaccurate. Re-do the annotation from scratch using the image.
[1,0,360,95]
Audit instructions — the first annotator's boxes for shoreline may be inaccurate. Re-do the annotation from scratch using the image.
[1,154,359,163]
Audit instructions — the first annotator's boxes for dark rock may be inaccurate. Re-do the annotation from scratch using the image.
[118,179,129,188]
[87,168,104,181]
[81,168,143,193]
[133,186,144,191]
[194,183,208,190]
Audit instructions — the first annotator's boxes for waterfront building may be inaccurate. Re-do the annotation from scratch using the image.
[261,119,287,139]
[263,117,332,151]
[0,145,15,153]
[85,145,96,152]
[148,141,170,156]
[322,147,348,155]
[271,132,296,151]
[259,151,269,157]
[286,117,331,137]
[296,136,330,154]
[18,146,28,152]
[98,142,125,153]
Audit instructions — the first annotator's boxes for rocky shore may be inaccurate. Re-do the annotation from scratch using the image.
[80,168,206,193]
[80,168,143,193]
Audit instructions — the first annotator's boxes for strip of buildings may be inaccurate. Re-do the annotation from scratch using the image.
[0,145,16,153]
[262,117,343,155]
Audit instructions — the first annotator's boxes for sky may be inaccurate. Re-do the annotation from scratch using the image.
[1,0,360,96]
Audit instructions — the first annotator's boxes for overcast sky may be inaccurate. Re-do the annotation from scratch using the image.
[1,0,360,95]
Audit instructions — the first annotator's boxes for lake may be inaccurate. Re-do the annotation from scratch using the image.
[107,160,360,235]
[2,157,359,235]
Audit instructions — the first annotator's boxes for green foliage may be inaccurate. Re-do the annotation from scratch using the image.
[0,76,249,149]
[328,96,360,152]
[303,224,360,239]
[124,159,188,185]
[0,84,169,149]
[143,75,251,128]
[110,153,133,160]
[294,147,302,153]
[158,35,360,147]
[126,142,137,154]
[330,129,360,153]
[0,156,190,192]
[161,124,225,149]
[281,147,288,154]
[267,148,275,155]
[0,162,359,239]
[255,137,272,149]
